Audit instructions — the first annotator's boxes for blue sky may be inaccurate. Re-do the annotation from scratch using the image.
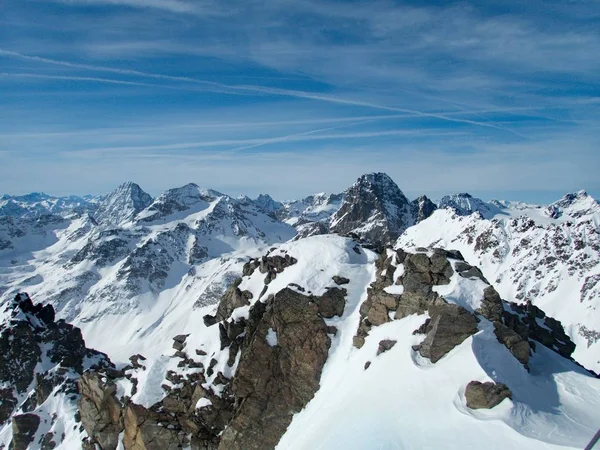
[1,0,599,203]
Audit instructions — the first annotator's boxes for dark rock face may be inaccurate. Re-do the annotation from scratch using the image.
[465,381,512,409]
[11,413,41,450]
[411,195,437,223]
[493,322,531,367]
[478,286,504,323]
[377,339,397,356]
[415,303,479,363]
[215,279,253,322]
[332,275,350,285]
[0,321,41,393]
[242,253,298,285]
[220,288,332,450]
[354,250,458,349]
[330,173,415,246]
[78,373,124,450]
[314,288,347,318]
[503,301,576,359]
[354,249,480,364]
[0,293,111,431]
[454,261,489,283]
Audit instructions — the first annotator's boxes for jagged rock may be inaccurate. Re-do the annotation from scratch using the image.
[242,259,260,277]
[431,248,464,261]
[416,303,479,363]
[173,341,186,351]
[0,321,41,393]
[215,281,253,322]
[395,248,407,264]
[207,358,218,377]
[173,334,189,344]
[220,287,331,450]
[332,275,350,285]
[129,354,146,370]
[123,403,187,450]
[478,286,504,322]
[330,173,416,246]
[78,373,123,450]
[203,314,217,327]
[314,288,347,318]
[395,291,444,320]
[412,195,437,223]
[504,302,576,359]
[493,322,530,367]
[41,432,57,450]
[465,381,512,409]
[377,339,397,356]
[219,323,232,350]
[402,252,453,291]
[0,388,17,424]
[196,349,207,356]
[455,261,489,283]
[11,413,40,450]
[364,361,371,370]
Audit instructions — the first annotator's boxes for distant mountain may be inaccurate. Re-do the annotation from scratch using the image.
[438,192,505,219]
[1,175,600,449]
[0,192,100,219]
[94,181,153,227]
[275,192,344,225]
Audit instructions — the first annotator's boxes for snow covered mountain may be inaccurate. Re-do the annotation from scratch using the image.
[438,192,506,219]
[399,190,600,372]
[329,173,436,245]
[0,193,100,219]
[93,181,153,227]
[1,237,598,449]
[0,182,295,354]
[1,174,600,449]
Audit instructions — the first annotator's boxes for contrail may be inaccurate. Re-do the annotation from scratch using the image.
[0,72,252,95]
[0,48,527,137]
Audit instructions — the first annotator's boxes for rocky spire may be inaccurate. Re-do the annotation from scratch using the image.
[330,173,413,246]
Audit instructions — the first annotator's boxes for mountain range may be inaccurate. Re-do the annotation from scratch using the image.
[0,173,599,449]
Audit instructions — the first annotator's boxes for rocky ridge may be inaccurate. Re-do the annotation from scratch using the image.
[0,293,112,449]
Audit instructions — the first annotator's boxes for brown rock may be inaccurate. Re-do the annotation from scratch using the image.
[376,339,397,356]
[11,413,40,450]
[416,303,479,363]
[219,287,331,450]
[465,381,512,409]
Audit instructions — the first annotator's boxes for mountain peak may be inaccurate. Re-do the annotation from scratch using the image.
[94,182,153,227]
[136,183,224,222]
[438,192,504,219]
[254,194,283,213]
[546,190,599,219]
[330,173,413,246]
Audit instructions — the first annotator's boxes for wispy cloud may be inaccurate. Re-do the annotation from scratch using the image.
[0,0,598,200]
[0,48,530,136]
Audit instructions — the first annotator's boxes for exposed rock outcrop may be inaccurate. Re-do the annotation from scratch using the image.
[0,293,112,433]
[414,303,479,363]
[220,287,334,449]
[10,413,41,450]
[330,173,416,246]
[465,381,512,409]
[78,373,124,450]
